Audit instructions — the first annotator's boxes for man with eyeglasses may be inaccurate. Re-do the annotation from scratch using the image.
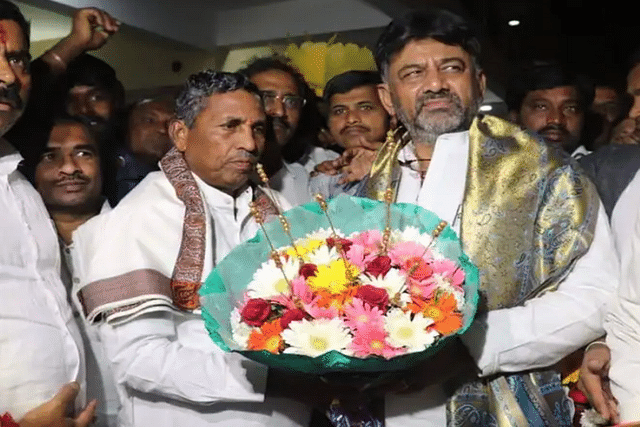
[239,57,339,206]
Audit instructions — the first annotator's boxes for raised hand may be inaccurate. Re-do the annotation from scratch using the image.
[42,8,120,73]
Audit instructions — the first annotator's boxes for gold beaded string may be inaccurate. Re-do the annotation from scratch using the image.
[249,201,291,288]
[314,193,355,282]
[407,220,449,277]
[381,187,394,255]
[255,163,303,263]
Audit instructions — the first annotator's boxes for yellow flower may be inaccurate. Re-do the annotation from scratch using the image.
[285,238,324,260]
[307,259,359,294]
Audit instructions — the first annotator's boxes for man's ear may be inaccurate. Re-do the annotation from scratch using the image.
[477,70,487,99]
[377,83,396,117]
[169,119,188,152]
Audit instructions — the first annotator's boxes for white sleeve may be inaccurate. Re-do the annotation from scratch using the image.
[461,202,619,376]
[606,205,640,422]
[97,311,267,405]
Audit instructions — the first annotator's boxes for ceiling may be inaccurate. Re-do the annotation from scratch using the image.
[14,0,637,96]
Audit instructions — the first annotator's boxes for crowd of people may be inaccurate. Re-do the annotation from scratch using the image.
[2,0,640,426]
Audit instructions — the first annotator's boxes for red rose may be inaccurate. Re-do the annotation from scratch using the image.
[327,237,353,252]
[241,298,272,326]
[279,309,306,328]
[365,255,392,278]
[356,285,389,311]
[299,263,318,279]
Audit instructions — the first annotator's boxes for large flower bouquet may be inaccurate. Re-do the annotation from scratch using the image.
[200,195,478,374]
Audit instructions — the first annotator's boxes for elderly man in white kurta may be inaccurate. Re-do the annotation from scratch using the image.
[72,71,311,427]
[363,10,619,426]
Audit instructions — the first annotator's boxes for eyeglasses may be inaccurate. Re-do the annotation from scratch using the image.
[261,91,306,110]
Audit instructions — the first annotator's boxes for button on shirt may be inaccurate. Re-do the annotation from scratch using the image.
[0,140,84,419]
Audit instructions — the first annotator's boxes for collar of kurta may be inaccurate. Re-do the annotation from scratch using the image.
[0,138,22,176]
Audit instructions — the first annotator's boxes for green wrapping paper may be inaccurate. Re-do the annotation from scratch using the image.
[200,194,479,374]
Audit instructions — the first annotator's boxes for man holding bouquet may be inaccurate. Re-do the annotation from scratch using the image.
[368,9,620,426]
[71,71,316,426]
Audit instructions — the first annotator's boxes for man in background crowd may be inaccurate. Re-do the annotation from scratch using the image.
[28,116,118,426]
[240,57,338,205]
[579,48,640,218]
[507,60,594,157]
[113,96,174,203]
[310,70,389,198]
[0,2,99,425]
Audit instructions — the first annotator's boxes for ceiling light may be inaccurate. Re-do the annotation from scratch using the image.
[479,105,493,112]
[508,20,520,27]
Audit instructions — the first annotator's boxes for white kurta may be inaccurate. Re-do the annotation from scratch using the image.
[385,131,619,426]
[62,202,118,427]
[606,169,640,422]
[270,161,312,206]
[73,171,309,427]
[0,140,85,419]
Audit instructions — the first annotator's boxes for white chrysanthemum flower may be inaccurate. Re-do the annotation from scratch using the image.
[361,268,407,297]
[231,308,254,348]
[384,309,437,352]
[247,257,300,298]
[306,228,342,240]
[306,244,340,265]
[282,317,352,357]
[392,226,434,248]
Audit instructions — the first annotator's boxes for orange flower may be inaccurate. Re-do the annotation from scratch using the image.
[313,287,357,312]
[247,320,284,354]
[406,293,462,335]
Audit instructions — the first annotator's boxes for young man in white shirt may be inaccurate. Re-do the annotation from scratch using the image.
[0,1,97,425]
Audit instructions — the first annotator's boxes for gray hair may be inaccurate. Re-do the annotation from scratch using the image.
[175,70,261,128]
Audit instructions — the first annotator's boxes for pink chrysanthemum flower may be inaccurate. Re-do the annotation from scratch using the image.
[348,323,406,359]
[343,298,384,331]
[430,259,465,288]
[350,230,382,250]
[388,241,433,268]
[303,300,340,319]
[346,244,378,270]
[291,276,314,304]
[408,280,439,300]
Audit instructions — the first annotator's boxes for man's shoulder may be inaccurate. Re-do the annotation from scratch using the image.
[93,172,183,232]
[116,171,178,209]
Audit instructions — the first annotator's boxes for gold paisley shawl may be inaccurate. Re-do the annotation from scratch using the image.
[365,115,599,426]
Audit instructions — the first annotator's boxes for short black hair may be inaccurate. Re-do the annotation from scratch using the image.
[238,56,310,100]
[175,70,260,128]
[375,8,481,80]
[0,0,30,49]
[323,70,382,104]
[20,114,104,184]
[506,60,595,112]
[66,54,125,110]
